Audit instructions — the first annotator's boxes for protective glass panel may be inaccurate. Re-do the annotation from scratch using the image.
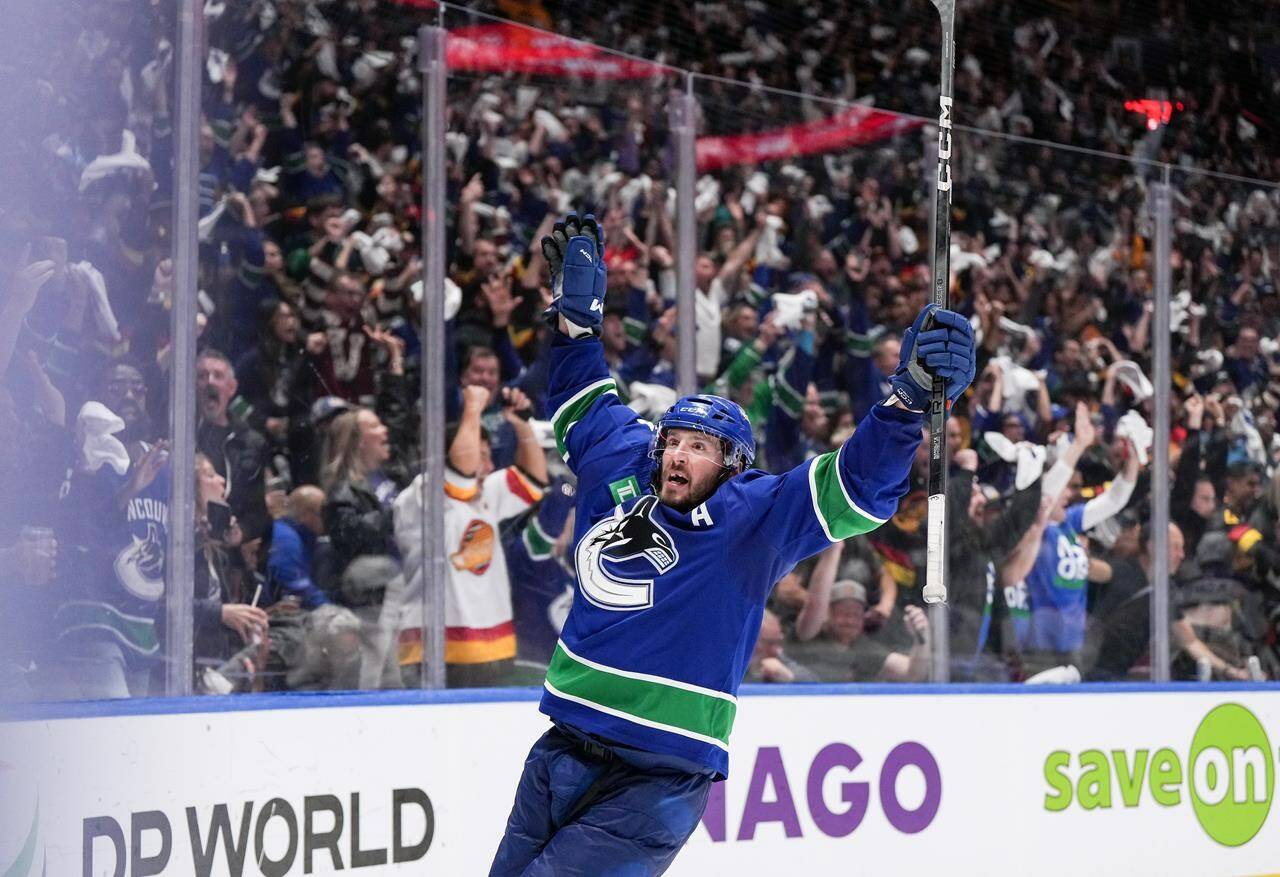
[186,1,424,693]
[0,1,179,701]
[693,74,945,684]
[945,130,1165,684]
[1166,167,1280,683]
[695,61,1175,683]
[442,8,683,687]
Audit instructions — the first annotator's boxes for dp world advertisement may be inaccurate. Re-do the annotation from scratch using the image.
[3,687,1279,875]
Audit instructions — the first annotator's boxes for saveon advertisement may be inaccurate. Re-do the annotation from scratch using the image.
[2,686,1279,875]
[687,689,1280,875]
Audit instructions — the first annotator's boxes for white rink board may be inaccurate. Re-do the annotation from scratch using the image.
[4,686,1280,876]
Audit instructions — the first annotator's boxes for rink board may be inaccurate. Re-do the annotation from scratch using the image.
[4,684,1280,876]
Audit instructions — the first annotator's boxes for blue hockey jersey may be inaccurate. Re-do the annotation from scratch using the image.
[54,459,171,661]
[1025,503,1089,653]
[540,334,922,778]
[506,477,576,666]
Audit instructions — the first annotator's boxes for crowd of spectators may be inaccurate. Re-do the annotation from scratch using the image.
[1,0,1278,699]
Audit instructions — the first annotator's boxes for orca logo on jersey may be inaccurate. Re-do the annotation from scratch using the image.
[115,522,166,601]
[575,495,679,611]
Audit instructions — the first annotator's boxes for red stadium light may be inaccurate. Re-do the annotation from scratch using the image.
[1124,98,1185,130]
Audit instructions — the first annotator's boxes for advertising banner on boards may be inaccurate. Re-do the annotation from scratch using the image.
[3,686,1279,875]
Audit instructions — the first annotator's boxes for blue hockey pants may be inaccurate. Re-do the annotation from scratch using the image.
[489,725,711,876]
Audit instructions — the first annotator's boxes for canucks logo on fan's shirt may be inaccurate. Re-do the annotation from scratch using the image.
[116,516,166,601]
[115,485,170,607]
[575,496,679,611]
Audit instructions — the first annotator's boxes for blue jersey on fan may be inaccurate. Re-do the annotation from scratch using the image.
[1025,503,1090,653]
[505,477,577,666]
[54,458,171,662]
[539,334,921,778]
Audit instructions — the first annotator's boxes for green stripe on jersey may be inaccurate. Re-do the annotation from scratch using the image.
[551,378,617,462]
[772,372,804,418]
[623,316,648,345]
[522,517,555,560]
[845,330,874,357]
[545,642,736,748]
[54,601,159,655]
[807,450,886,541]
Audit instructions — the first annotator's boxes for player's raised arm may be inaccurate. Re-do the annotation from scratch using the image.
[542,214,650,476]
[749,304,976,566]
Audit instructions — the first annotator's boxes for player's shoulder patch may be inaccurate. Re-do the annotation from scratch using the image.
[608,475,642,506]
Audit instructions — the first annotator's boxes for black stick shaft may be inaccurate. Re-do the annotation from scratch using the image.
[924,0,956,607]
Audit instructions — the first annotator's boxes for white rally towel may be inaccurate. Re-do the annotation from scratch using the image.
[1111,360,1154,402]
[983,431,1018,463]
[79,130,152,192]
[1014,442,1048,490]
[1115,410,1154,465]
[76,402,131,476]
[1025,664,1081,685]
[627,383,678,421]
[983,432,1048,490]
[69,262,122,344]
[410,277,462,322]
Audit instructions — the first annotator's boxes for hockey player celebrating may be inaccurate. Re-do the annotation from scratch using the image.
[490,214,976,876]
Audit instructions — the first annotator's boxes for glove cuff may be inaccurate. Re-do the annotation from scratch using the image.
[541,305,598,339]
[562,316,598,339]
[884,384,925,413]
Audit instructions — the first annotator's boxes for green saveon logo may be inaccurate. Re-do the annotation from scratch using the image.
[1042,703,1275,847]
[1188,703,1273,846]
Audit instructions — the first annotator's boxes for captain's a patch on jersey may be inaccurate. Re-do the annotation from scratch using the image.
[608,475,642,506]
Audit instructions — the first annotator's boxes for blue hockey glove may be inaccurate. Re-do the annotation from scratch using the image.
[541,213,606,338]
[888,304,976,411]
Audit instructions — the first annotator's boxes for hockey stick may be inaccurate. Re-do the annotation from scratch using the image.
[922,0,956,605]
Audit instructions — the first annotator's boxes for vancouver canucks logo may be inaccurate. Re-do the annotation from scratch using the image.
[575,495,678,611]
[114,522,166,601]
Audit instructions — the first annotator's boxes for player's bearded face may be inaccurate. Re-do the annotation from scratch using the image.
[657,428,726,512]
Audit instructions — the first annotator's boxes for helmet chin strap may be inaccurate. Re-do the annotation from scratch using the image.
[714,460,743,486]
